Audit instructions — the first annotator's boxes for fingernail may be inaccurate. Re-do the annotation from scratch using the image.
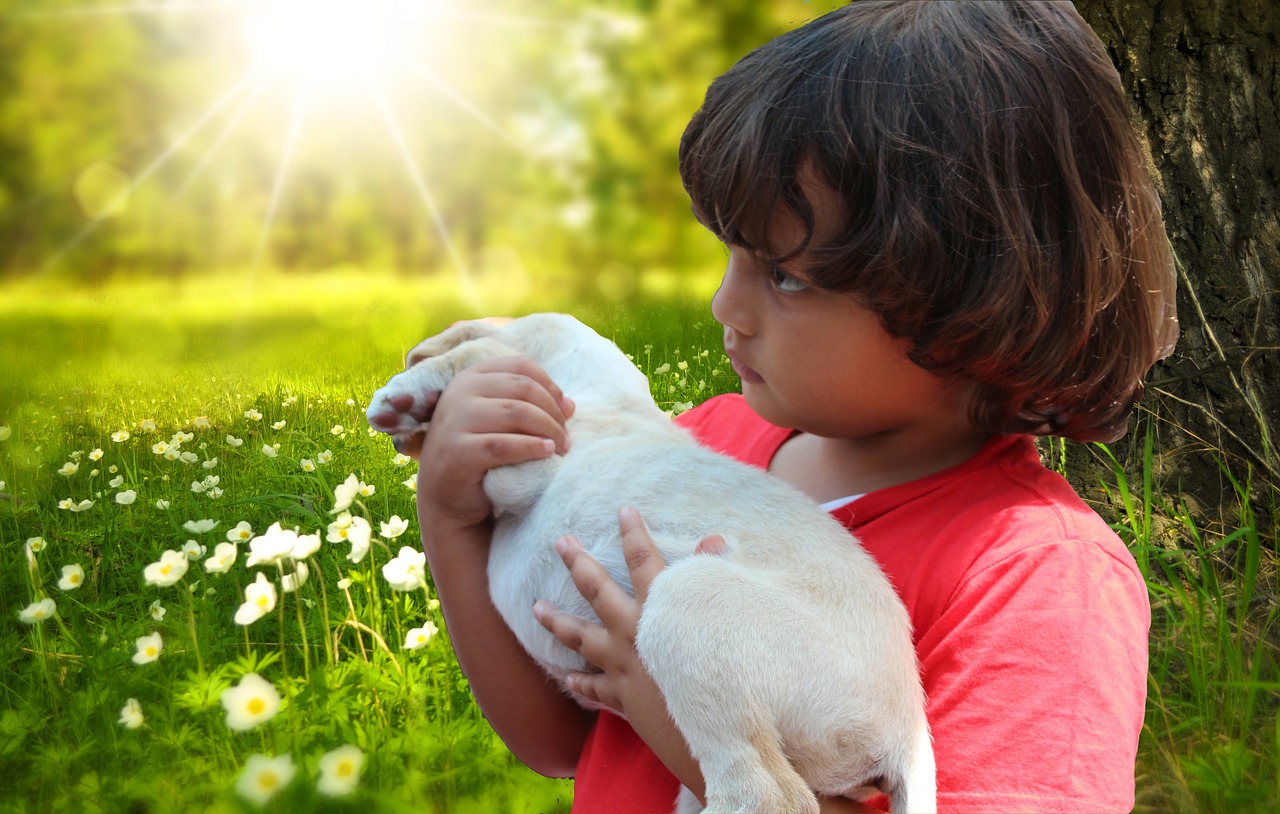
[542,438,555,456]
[532,600,545,621]
[619,506,638,525]
[555,537,571,556]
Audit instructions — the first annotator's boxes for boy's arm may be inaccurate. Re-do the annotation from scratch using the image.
[413,355,595,777]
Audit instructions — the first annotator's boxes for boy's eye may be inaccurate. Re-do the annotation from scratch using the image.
[769,266,809,293]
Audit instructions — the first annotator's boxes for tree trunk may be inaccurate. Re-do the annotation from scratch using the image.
[1074,0,1280,509]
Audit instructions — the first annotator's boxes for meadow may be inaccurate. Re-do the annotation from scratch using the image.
[1,270,1276,813]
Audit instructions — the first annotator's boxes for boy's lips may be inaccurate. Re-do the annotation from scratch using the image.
[726,349,764,384]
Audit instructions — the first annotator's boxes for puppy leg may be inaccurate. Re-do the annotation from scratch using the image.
[365,335,521,436]
[639,560,820,814]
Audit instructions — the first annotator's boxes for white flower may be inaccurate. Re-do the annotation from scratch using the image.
[151,441,169,456]
[25,536,46,554]
[143,550,189,587]
[163,448,181,462]
[131,631,163,665]
[272,420,286,430]
[18,598,56,624]
[70,499,94,512]
[58,498,74,510]
[155,499,170,510]
[221,673,282,731]
[245,522,316,567]
[336,578,352,590]
[291,531,321,561]
[330,474,360,514]
[190,480,206,494]
[227,521,254,543]
[138,419,157,432]
[392,453,412,467]
[317,744,365,797]
[149,599,167,621]
[57,564,85,591]
[183,518,218,534]
[235,753,295,807]
[403,622,439,651]
[235,572,277,625]
[402,476,417,493]
[0,425,10,441]
[172,431,193,445]
[382,546,427,591]
[379,515,409,539]
[261,444,278,458]
[281,562,310,593]
[193,416,211,429]
[330,425,344,436]
[244,409,263,421]
[226,434,244,447]
[118,697,144,729]
[179,451,199,464]
[115,489,137,505]
[57,461,79,476]
[181,540,207,561]
[316,449,333,464]
[202,457,218,469]
[109,475,125,488]
[328,515,372,564]
[299,458,315,472]
[358,482,376,498]
[204,542,237,574]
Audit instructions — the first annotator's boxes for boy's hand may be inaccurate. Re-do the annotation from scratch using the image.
[415,356,574,533]
[534,507,669,715]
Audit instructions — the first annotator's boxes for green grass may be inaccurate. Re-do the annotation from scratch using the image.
[1,271,1276,812]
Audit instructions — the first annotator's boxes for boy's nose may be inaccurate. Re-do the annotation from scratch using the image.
[711,254,757,337]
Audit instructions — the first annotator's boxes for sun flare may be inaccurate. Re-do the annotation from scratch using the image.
[244,0,418,94]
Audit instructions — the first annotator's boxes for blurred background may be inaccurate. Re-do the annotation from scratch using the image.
[0,0,844,305]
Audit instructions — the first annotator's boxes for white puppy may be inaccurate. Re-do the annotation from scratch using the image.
[366,313,935,814]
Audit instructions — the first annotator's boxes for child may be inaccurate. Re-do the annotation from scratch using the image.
[408,2,1178,812]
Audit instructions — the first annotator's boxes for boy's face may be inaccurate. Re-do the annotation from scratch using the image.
[709,177,976,445]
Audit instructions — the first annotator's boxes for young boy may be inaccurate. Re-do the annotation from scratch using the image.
[407,2,1178,811]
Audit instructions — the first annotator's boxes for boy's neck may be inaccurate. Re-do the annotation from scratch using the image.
[768,427,993,504]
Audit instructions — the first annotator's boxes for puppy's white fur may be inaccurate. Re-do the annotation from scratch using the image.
[366,314,936,814]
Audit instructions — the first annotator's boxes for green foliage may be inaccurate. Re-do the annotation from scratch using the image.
[0,0,842,279]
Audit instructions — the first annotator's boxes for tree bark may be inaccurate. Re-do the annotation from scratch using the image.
[1075,0,1280,508]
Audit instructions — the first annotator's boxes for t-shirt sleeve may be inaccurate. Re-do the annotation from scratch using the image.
[918,539,1150,813]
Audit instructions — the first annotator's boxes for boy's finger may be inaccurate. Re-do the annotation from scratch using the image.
[618,507,667,605]
[556,536,638,631]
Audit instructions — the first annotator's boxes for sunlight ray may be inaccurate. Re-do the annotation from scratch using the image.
[368,80,472,291]
[250,88,310,273]
[397,57,529,155]
[46,70,259,270]
[174,79,272,199]
[21,1,254,20]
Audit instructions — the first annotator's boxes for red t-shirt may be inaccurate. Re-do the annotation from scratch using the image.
[572,395,1149,813]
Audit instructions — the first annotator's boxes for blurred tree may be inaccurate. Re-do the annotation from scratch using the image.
[1076,0,1280,495]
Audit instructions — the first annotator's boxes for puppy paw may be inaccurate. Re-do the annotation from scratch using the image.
[365,377,441,437]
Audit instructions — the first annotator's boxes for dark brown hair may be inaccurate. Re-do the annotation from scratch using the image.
[680,0,1178,442]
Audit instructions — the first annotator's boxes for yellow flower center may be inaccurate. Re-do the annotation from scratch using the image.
[337,761,354,778]
[257,771,278,790]
[247,698,265,715]
[145,646,157,657]
[160,564,171,575]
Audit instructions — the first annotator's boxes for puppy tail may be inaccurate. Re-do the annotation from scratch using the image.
[885,716,937,814]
